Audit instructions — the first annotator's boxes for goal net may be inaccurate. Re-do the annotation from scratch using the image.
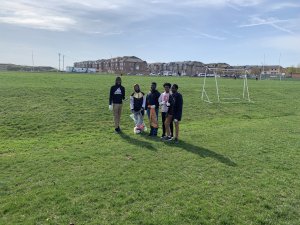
[201,69,251,103]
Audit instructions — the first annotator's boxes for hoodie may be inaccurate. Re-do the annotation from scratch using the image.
[109,79,125,105]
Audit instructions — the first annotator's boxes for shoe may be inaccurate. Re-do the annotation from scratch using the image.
[161,135,166,139]
[115,127,121,133]
[166,136,173,142]
[161,136,168,141]
[162,136,172,141]
[174,138,179,144]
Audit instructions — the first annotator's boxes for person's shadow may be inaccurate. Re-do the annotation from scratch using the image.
[119,132,157,151]
[166,140,237,167]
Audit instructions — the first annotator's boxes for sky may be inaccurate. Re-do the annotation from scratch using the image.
[0,0,300,68]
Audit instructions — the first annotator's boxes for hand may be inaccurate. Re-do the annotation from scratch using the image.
[174,119,178,123]
[109,105,113,111]
[150,105,156,109]
[166,102,170,107]
[159,101,166,105]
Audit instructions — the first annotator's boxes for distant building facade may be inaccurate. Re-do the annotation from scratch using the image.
[148,61,206,76]
[74,56,148,75]
[261,66,283,75]
[73,56,287,78]
[291,73,300,79]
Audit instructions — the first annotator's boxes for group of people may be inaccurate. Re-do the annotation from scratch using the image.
[109,76,183,143]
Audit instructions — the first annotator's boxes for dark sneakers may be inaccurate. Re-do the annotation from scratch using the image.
[162,136,172,141]
[161,136,179,143]
[115,127,121,133]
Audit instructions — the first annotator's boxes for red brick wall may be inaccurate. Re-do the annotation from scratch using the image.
[291,73,300,79]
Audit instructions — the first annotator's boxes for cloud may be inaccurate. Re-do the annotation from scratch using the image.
[239,16,294,34]
[181,28,226,40]
[0,1,76,31]
[197,32,226,40]
[0,0,266,32]
[262,34,300,52]
[0,16,76,31]
[179,0,263,7]
[269,2,300,11]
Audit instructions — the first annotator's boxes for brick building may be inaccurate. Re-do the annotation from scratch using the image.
[148,61,206,76]
[74,56,148,75]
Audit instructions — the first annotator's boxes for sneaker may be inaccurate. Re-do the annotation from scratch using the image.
[115,127,121,133]
[162,136,172,141]
[174,138,179,144]
[161,136,169,141]
[166,136,173,142]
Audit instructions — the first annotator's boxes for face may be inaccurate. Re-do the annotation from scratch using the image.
[134,85,140,92]
[116,78,121,85]
[171,85,177,93]
[151,84,156,91]
[164,86,170,93]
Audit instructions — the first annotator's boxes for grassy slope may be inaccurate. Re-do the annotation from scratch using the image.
[0,72,299,225]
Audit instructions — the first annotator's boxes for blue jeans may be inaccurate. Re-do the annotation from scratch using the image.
[147,108,159,135]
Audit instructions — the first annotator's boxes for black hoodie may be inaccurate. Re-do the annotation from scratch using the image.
[109,79,125,105]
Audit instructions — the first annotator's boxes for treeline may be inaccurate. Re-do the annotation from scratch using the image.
[0,64,56,72]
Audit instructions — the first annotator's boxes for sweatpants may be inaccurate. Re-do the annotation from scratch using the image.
[113,104,122,128]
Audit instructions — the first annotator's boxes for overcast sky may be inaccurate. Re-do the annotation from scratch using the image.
[0,0,299,68]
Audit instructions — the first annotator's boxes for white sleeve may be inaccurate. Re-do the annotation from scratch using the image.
[142,95,146,109]
[158,94,163,104]
[130,96,134,110]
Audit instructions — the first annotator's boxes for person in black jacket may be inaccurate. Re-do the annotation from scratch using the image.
[109,77,125,133]
[163,84,183,143]
[130,84,146,133]
[130,84,146,114]
[146,82,161,136]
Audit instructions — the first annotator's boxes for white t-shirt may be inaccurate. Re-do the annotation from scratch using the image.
[159,92,171,113]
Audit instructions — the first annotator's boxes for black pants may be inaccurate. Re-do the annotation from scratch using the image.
[161,112,173,137]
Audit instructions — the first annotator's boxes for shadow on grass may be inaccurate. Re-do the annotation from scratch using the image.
[119,132,157,151]
[168,140,237,167]
[140,134,162,143]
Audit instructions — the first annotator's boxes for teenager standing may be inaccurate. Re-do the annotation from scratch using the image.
[146,82,160,136]
[164,84,183,143]
[109,77,125,133]
[130,84,146,133]
[159,83,173,138]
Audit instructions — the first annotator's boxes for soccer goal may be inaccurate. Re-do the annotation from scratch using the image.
[201,68,251,103]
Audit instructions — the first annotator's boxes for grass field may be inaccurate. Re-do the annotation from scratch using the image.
[0,72,299,225]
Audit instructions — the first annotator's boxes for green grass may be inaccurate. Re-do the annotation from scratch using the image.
[0,72,299,225]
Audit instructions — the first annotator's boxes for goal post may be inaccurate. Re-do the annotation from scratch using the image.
[201,69,252,103]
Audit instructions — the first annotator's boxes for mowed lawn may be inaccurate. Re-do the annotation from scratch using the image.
[0,72,299,225]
